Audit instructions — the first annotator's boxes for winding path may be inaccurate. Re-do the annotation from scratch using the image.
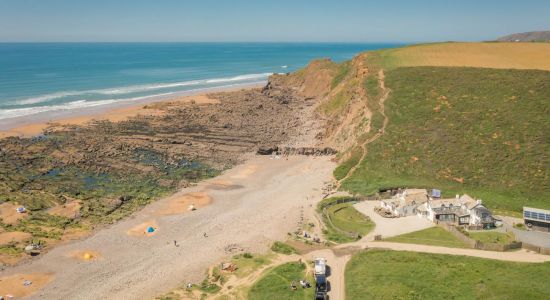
[337,69,391,187]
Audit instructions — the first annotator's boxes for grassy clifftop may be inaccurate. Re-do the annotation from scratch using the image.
[341,66,550,211]
[295,42,550,213]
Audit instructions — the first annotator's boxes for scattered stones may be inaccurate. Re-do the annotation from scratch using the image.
[256,146,337,156]
[223,243,244,254]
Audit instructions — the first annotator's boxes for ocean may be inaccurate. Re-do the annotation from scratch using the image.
[0,43,402,122]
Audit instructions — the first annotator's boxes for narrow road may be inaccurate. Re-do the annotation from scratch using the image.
[306,248,353,300]
[362,241,550,263]
[317,236,550,300]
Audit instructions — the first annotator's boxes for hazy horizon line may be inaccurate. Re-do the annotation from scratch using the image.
[0,40,467,44]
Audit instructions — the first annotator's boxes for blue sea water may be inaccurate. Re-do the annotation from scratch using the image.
[0,43,402,121]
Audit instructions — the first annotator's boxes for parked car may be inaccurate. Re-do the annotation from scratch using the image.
[314,257,327,275]
[315,290,328,300]
[315,274,327,291]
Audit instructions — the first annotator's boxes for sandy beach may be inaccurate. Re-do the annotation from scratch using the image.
[0,83,262,138]
[0,155,335,299]
[0,75,338,299]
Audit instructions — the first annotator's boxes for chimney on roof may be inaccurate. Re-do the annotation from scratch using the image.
[456,194,459,200]
[477,199,482,205]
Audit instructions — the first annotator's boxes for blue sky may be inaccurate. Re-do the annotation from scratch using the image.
[0,0,549,42]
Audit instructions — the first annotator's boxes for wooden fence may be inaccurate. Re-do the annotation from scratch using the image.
[438,223,522,252]
[439,223,477,248]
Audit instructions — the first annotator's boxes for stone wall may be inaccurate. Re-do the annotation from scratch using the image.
[522,242,550,255]
[257,146,337,156]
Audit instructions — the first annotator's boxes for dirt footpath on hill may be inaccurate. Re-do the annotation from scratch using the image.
[1,155,335,299]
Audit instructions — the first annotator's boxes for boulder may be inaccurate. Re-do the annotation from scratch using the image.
[257,146,278,155]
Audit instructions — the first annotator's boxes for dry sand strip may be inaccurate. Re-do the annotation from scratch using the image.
[0,273,53,298]
[0,155,335,299]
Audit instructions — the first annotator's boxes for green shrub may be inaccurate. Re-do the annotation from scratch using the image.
[271,241,297,255]
[331,61,352,89]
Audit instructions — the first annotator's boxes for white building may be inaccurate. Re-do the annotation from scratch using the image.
[419,194,494,227]
[380,189,429,217]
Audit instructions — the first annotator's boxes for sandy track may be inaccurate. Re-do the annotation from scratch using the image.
[1,156,335,299]
[364,242,550,263]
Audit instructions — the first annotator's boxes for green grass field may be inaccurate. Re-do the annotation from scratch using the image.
[341,67,550,212]
[384,226,470,248]
[248,262,314,300]
[318,197,375,243]
[468,231,516,245]
[328,203,374,235]
[345,250,550,299]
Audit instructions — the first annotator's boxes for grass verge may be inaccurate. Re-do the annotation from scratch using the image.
[346,249,550,299]
[318,197,375,243]
[384,226,470,248]
[271,241,298,255]
[468,231,516,245]
[248,262,314,300]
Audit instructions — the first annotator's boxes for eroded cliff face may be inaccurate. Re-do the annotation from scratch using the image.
[270,53,375,157]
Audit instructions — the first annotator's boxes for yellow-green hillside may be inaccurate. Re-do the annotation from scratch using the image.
[300,42,550,213]
[368,42,550,71]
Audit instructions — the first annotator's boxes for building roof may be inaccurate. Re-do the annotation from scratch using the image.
[382,189,428,209]
[472,206,491,215]
[460,194,479,209]
[524,207,550,223]
[428,198,462,209]
[404,193,428,205]
[524,206,550,214]
[381,199,399,206]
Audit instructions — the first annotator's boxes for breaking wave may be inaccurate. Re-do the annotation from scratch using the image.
[0,81,266,121]
[11,73,272,106]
